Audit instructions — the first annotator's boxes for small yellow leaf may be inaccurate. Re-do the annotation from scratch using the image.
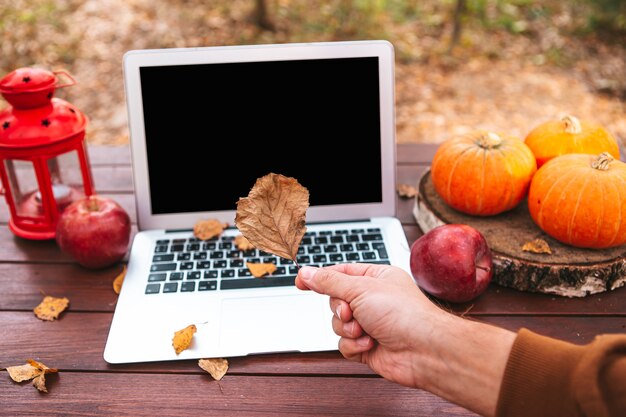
[198,358,229,381]
[234,235,255,251]
[6,359,58,393]
[246,262,277,278]
[113,266,127,295]
[172,324,197,355]
[522,238,552,254]
[194,219,228,241]
[397,183,418,198]
[34,296,69,321]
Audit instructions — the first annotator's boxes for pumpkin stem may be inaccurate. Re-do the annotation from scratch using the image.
[477,132,502,149]
[561,115,582,134]
[591,152,614,171]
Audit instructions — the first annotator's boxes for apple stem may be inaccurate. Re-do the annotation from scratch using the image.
[86,197,100,212]
[476,265,491,273]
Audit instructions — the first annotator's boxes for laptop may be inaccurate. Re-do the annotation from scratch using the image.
[103,40,411,364]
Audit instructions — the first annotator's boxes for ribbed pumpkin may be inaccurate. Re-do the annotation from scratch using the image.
[528,152,626,249]
[524,114,620,168]
[431,131,537,216]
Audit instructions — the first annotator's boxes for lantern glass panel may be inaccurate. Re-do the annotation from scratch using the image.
[46,150,85,211]
[3,159,45,220]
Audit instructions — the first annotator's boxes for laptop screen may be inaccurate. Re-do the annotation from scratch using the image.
[139,57,383,215]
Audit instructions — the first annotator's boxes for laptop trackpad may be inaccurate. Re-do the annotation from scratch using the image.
[218,293,336,356]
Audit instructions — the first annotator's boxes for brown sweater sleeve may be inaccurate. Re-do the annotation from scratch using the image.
[496,328,626,417]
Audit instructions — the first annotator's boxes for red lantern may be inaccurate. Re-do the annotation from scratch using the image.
[0,67,95,240]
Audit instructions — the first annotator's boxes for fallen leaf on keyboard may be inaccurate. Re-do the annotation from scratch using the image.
[246,262,277,278]
[234,234,255,251]
[112,265,127,295]
[198,358,229,381]
[396,183,418,198]
[172,324,197,354]
[522,238,552,254]
[194,219,229,241]
[235,173,308,265]
[5,359,58,393]
[34,295,69,321]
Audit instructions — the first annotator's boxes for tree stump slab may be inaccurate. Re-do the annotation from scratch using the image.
[413,170,626,297]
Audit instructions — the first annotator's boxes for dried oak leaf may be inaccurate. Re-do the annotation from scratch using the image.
[234,234,255,251]
[247,262,277,278]
[194,219,229,241]
[112,266,127,295]
[198,358,229,381]
[397,183,418,199]
[235,173,309,262]
[5,359,58,393]
[172,324,197,355]
[34,296,69,321]
[522,238,552,254]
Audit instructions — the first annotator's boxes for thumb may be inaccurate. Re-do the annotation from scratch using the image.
[297,266,365,302]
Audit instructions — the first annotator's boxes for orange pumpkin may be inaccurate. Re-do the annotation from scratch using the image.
[431,131,537,216]
[528,152,626,249]
[524,114,620,168]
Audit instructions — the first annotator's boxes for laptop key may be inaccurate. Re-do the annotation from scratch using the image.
[145,283,160,294]
[148,273,167,282]
[220,276,296,290]
[204,270,218,279]
[163,282,178,293]
[181,282,195,292]
[153,254,173,263]
[169,272,184,281]
[151,263,177,272]
[199,281,217,291]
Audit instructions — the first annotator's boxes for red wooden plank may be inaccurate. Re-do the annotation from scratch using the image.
[0,373,476,417]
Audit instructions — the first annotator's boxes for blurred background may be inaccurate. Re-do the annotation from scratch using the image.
[1,0,625,146]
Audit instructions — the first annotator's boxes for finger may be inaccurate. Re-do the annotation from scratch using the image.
[296,266,368,302]
[332,316,364,339]
[338,335,374,360]
[325,262,390,278]
[329,298,353,322]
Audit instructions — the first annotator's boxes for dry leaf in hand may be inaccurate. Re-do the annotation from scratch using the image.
[194,219,228,241]
[234,235,255,251]
[247,262,277,278]
[34,296,69,321]
[522,238,552,254]
[172,324,197,355]
[397,183,418,198]
[235,173,308,262]
[198,358,229,381]
[6,359,58,393]
[112,266,127,295]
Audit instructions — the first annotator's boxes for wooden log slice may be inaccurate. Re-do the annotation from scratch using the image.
[413,170,626,297]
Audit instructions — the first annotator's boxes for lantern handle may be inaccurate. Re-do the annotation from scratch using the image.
[53,71,76,89]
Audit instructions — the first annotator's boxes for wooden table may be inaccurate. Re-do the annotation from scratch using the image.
[1,143,624,416]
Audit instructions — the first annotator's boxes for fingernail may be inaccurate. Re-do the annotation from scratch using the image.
[335,304,342,319]
[356,335,371,347]
[300,266,318,281]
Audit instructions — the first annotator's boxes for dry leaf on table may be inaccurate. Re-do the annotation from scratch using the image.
[194,219,228,241]
[34,296,69,321]
[112,266,127,294]
[522,238,552,254]
[172,324,197,355]
[198,358,229,381]
[234,234,255,251]
[235,173,309,264]
[5,359,58,392]
[246,262,277,278]
[397,183,418,199]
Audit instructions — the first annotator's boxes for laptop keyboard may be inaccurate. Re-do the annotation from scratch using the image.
[145,228,390,294]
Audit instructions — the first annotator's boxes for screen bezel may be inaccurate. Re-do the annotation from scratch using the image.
[123,40,397,231]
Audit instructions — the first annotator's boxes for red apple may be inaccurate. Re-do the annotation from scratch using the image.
[410,224,493,303]
[56,195,131,269]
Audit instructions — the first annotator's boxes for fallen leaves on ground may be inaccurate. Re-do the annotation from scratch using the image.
[522,238,552,254]
[198,358,229,381]
[234,234,255,251]
[246,262,277,278]
[194,219,229,241]
[5,359,58,393]
[235,173,308,263]
[172,324,197,355]
[33,296,69,321]
[112,266,126,294]
[397,183,418,198]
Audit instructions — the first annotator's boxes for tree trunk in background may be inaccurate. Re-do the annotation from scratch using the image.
[448,0,466,53]
[253,0,275,31]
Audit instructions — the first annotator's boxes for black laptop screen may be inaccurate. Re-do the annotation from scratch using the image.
[139,56,383,214]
